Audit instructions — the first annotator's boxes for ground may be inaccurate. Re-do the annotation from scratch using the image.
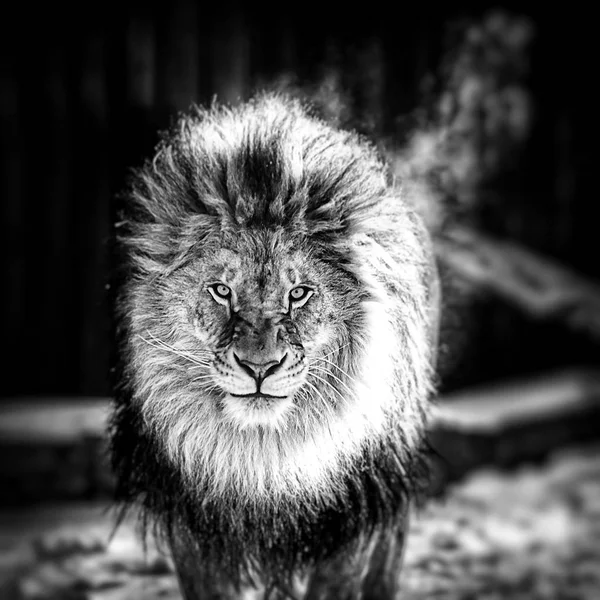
[1,443,598,600]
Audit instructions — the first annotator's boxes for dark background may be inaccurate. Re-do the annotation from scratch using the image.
[1,2,597,399]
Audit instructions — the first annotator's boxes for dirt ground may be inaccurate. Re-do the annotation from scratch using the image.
[1,443,599,600]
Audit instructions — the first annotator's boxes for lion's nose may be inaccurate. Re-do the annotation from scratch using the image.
[233,353,287,383]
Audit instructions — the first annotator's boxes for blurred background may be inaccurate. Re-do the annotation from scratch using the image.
[1,2,599,598]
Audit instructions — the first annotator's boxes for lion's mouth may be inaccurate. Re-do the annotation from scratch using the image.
[230,392,288,400]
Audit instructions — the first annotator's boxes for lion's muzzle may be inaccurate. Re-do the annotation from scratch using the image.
[233,351,288,389]
[225,312,301,399]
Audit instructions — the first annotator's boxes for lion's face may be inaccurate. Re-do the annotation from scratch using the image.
[190,231,356,428]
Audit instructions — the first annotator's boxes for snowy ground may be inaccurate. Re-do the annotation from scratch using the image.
[0,443,598,600]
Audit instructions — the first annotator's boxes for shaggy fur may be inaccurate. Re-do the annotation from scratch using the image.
[110,92,439,598]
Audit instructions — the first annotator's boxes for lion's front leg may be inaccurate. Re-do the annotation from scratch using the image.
[168,534,240,600]
[304,516,409,600]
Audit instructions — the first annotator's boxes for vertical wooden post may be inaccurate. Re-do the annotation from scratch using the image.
[156,0,200,113]
[126,14,156,110]
[0,45,25,396]
[19,26,75,393]
[74,25,111,395]
[210,8,250,105]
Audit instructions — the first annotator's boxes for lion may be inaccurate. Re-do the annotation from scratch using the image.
[110,92,440,599]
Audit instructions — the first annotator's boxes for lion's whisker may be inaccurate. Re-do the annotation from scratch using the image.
[191,374,215,383]
[319,342,352,360]
[144,330,213,359]
[313,356,360,388]
[142,331,211,359]
[304,380,335,419]
[310,363,357,398]
[138,334,211,368]
[308,370,352,407]
[146,330,211,359]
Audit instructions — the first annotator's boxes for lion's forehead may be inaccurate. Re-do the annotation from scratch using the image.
[205,242,310,294]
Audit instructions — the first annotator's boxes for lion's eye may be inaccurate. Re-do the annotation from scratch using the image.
[289,285,314,307]
[208,283,232,305]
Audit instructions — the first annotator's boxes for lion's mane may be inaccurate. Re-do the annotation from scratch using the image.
[110,92,438,591]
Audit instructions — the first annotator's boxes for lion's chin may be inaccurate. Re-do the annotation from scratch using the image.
[221,392,294,429]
